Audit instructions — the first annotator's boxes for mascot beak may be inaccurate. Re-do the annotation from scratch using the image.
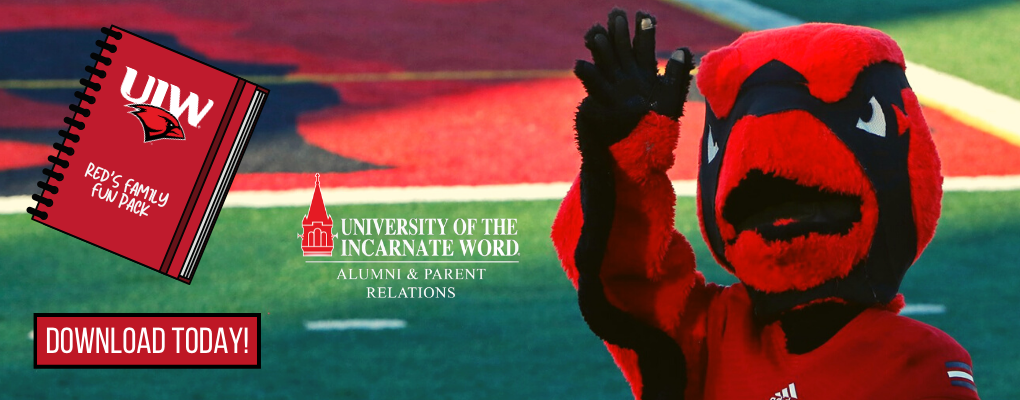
[713,110,880,293]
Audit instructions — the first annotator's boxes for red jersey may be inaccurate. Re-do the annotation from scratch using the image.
[690,284,978,400]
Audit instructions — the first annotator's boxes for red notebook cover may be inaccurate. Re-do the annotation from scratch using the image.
[28,26,269,284]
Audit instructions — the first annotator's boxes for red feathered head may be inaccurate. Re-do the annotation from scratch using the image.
[695,23,942,319]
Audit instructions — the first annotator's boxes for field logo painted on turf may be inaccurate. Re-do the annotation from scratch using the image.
[298,173,337,256]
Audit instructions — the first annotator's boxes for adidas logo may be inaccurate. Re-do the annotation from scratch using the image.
[770,383,798,400]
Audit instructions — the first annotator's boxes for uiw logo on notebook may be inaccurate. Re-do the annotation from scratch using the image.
[120,66,215,142]
[127,104,185,142]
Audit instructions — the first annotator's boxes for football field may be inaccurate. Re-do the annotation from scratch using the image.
[1,0,1018,398]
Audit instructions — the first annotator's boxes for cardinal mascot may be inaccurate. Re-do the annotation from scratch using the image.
[551,9,979,400]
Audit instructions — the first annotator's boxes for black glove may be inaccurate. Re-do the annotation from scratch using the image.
[571,9,690,400]
[574,8,695,155]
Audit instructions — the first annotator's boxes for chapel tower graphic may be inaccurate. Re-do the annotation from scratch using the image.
[299,173,337,256]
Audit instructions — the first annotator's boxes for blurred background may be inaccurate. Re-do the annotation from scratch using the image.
[1,0,1018,398]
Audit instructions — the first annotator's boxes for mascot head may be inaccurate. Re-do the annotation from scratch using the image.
[695,23,943,319]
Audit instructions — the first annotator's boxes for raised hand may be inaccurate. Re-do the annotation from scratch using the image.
[574,8,695,152]
[570,8,691,400]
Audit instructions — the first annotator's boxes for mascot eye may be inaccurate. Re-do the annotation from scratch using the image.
[856,96,886,137]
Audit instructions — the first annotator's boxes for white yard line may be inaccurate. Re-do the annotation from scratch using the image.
[3,175,1017,213]
[304,319,406,331]
[223,182,573,207]
[664,0,1020,147]
[905,62,1020,147]
[665,0,802,30]
[900,304,947,316]
[942,175,1020,192]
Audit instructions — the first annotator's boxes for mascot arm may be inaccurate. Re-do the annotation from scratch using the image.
[550,9,712,400]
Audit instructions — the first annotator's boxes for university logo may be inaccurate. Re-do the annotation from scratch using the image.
[298,173,337,256]
[120,65,215,142]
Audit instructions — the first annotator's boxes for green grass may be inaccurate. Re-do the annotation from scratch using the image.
[0,201,630,399]
[1,191,1018,398]
[746,0,1020,100]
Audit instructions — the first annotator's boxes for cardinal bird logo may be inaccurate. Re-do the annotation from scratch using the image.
[127,104,185,143]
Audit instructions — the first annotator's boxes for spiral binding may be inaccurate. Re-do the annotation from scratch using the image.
[28,27,123,220]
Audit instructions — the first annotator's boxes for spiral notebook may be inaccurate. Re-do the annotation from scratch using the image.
[27,26,269,284]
